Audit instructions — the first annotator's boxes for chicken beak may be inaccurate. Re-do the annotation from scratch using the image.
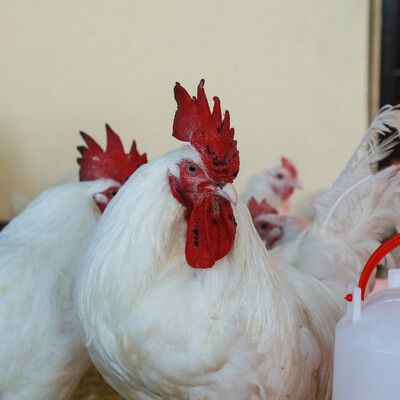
[292,179,303,190]
[216,183,238,205]
[93,192,108,205]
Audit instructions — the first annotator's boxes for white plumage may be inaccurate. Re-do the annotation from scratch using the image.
[75,105,400,399]
[273,105,400,302]
[0,179,118,399]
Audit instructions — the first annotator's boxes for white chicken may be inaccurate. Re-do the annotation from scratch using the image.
[242,156,302,215]
[75,81,400,400]
[271,105,400,300]
[0,125,147,399]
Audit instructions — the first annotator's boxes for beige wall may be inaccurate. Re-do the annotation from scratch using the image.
[0,0,371,219]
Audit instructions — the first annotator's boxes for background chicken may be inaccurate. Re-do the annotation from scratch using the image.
[0,126,147,400]
[247,196,310,249]
[272,105,400,302]
[242,156,303,215]
[8,170,79,218]
[8,124,148,217]
[76,81,400,400]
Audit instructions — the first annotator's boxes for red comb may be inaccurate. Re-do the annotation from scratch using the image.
[247,197,278,220]
[281,157,298,179]
[77,124,148,183]
[173,79,239,184]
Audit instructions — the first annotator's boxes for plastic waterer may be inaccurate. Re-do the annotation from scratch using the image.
[333,233,400,400]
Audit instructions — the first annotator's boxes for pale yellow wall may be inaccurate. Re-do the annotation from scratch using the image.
[0,0,371,219]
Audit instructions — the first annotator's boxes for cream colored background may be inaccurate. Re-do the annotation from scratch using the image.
[0,1,373,220]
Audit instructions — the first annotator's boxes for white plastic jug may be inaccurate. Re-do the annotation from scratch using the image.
[333,233,400,400]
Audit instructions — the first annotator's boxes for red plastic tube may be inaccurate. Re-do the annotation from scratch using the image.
[355,233,400,301]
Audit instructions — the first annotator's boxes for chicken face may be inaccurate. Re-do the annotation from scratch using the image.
[269,157,303,201]
[169,158,238,269]
[253,216,282,249]
[247,197,282,248]
[93,184,121,213]
[169,80,240,269]
[270,167,302,201]
[169,160,237,208]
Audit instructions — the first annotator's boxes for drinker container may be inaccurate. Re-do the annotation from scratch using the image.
[333,233,400,399]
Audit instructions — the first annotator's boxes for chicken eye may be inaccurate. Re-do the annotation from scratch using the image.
[260,223,269,230]
[109,189,118,197]
[186,162,199,175]
[276,173,284,180]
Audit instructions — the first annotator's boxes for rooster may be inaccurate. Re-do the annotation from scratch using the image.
[76,81,400,400]
[0,125,147,400]
[242,156,302,215]
[247,197,310,249]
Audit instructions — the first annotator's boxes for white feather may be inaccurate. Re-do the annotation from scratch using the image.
[0,179,117,400]
[317,105,400,229]
[274,104,400,304]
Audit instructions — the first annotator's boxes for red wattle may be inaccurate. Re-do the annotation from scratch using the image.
[185,196,237,269]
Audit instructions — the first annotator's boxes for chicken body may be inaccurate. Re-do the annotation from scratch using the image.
[272,105,400,303]
[0,179,117,400]
[75,81,400,399]
[76,146,340,400]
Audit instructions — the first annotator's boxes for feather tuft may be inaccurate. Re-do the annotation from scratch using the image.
[314,105,400,229]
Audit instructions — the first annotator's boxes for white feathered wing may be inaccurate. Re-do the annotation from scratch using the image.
[272,104,400,304]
